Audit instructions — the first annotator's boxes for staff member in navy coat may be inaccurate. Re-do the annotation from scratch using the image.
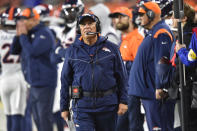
[60,13,128,131]
[128,2,176,131]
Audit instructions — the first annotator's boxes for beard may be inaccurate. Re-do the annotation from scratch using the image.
[116,22,129,31]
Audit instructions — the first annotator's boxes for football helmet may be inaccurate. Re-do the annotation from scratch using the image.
[34,4,53,21]
[159,0,173,18]
[0,7,21,26]
[61,0,84,27]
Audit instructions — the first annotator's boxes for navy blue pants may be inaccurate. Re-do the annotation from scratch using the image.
[7,115,23,131]
[73,109,117,131]
[142,99,175,131]
[22,88,32,131]
[30,87,55,131]
[116,95,144,131]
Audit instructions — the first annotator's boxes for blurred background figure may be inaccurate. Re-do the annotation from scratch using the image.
[34,3,53,23]
[0,6,27,131]
[34,4,68,131]
[159,0,173,19]
[172,3,197,131]
[60,0,84,34]
[49,0,84,49]
[12,8,57,131]
[90,3,121,45]
[194,6,197,24]
[129,1,176,131]
[109,6,144,131]
[50,1,84,131]
[49,0,85,59]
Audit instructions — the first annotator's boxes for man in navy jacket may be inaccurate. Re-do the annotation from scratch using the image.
[12,8,57,131]
[128,2,176,131]
[60,13,128,131]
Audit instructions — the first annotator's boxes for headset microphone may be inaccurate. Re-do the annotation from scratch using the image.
[86,32,108,42]
[86,32,99,35]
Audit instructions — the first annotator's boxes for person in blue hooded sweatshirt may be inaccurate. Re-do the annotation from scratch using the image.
[60,13,128,131]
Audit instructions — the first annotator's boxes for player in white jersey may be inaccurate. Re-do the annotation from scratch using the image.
[52,0,84,113]
[47,1,84,131]
[0,7,27,131]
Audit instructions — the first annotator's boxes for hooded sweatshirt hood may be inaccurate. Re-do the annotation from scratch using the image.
[90,3,120,44]
[73,35,108,48]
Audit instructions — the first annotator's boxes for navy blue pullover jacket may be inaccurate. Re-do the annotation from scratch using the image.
[11,23,57,87]
[60,36,128,112]
[10,36,29,83]
[128,20,175,99]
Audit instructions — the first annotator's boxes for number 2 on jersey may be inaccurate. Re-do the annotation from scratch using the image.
[2,43,20,64]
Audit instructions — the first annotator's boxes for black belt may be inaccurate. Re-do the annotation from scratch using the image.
[83,87,117,98]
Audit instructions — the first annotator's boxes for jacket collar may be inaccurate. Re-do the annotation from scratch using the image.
[151,20,165,31]
[73,35,108,48]
[147,20,165,35]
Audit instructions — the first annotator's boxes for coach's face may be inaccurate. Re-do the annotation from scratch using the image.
[138,12,149,29]
[79,17,97,38]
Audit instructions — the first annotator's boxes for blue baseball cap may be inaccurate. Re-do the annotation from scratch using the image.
[64,0,78,5]
[78,14,97,24]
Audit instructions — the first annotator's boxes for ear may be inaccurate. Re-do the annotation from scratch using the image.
[182,16,187,22]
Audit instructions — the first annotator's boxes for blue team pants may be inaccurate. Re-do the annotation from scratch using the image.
[116,95,144,131]
[142,99,176,131]
[30,87,55,131]
[73,109,117,131]
[22,88,32,131]
[7,115,23,131]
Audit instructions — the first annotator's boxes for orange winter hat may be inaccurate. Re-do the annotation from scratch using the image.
[109,7,132,18]
[19,8,40,20]
[139,1,161,15]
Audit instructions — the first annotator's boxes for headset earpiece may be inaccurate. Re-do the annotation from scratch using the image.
[94,15,101,33]
[141,5,155,20]
[76,16,81,34]
[29,8,35,18]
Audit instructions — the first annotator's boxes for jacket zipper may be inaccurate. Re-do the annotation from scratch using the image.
[90,55,96,108]
[81,45,100,108]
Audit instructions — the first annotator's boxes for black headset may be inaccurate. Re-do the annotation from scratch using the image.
[28,8,35,19]
[141,4,155,21]
[76,14,101,34]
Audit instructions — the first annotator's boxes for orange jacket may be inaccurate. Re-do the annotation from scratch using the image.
[120,28,144,61]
